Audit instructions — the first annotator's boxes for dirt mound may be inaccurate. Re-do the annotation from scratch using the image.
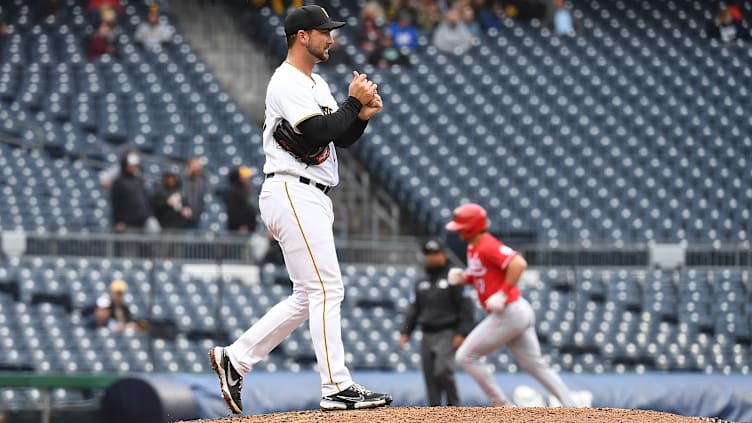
[182,406,735,423]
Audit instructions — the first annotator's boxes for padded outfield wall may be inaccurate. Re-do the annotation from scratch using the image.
[101,371,752,422]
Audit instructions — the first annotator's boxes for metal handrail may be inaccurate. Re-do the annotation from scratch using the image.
[5,230,749,267]
[15,230,426,265]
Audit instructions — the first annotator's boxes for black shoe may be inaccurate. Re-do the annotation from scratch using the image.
[209,347,243,414]
[320,383,393,410]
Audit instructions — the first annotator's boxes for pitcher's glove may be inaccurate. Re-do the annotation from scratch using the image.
[274,119,330,166]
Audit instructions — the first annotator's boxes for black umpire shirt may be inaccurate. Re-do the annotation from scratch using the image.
[401,264,475,337]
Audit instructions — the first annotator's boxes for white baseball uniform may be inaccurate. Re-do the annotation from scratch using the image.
[226,62,353,396]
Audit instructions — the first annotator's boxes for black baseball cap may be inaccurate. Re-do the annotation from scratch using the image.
[284,5,345,36]
[423,238,444,254]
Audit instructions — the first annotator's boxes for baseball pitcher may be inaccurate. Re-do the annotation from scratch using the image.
[209,5,391,414]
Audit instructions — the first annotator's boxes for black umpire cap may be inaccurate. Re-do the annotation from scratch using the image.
[422,238,445,254]
[284,5,345,36]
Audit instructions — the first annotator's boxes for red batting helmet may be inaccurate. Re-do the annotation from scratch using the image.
[445,203,488,238]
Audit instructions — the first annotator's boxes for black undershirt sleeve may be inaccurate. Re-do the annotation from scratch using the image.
[334,118,369,148]
[297,96,369,149]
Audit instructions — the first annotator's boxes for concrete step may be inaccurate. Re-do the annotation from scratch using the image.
[169,0,272,124]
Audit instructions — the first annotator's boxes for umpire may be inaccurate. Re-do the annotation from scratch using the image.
[399,239,475,406]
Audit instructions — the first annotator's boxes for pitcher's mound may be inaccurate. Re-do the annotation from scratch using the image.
[183,406,735,422]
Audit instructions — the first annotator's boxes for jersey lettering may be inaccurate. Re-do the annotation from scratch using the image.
[475,278,486,295]
[467,255,486,277]
[465,233,522,309]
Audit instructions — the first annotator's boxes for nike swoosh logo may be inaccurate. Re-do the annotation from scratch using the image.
[339,394,366,402]
[227,368,240,386]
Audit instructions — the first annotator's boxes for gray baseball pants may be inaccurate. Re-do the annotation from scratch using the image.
[455,297,576,407]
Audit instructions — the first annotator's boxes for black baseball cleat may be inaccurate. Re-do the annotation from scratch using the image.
[320,383,393,411]
[208,347,243,414]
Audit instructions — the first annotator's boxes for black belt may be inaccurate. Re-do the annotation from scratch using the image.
[421,322,458,333]
[266,173,332,195]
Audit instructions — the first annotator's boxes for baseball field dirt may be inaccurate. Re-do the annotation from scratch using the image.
[181,406,736,422]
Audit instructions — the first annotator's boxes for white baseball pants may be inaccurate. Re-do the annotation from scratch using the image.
[226,175,353,396]
[455,297,576,407]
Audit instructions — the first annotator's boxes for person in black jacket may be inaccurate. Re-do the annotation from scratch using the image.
[223,166,258,234]
[399,239,475,406]
[182,157,207,230]
[151,171,188,230]
[110,151,153,232]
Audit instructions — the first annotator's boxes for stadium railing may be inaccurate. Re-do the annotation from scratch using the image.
[2,231,749,267]
[9,231,426,265]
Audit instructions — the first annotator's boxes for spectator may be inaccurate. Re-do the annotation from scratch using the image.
[101,6,118,26]
[243,0,303,14]
[369,33,410,68]
[272,0,304,15]
[111,151,153,232]
[389,10,420,52]
[473,0,502,31]
[503,0,547,20]
[461,4,483,38]
[414,0,442,33]
[86,0,125,15]
[432,8,475,54]
[86,0,124,25]
[86,22,116,61]
[109,279,139,329]
[223,166,258,234]
[709,6,746,45]
[727,0,744,22]
[151,0,170,14]
[151,171,187,230]
[134,3,173,52]
[181,157,207,230]
[546,0,576,36]
[358,12,385,54]
[361,0,387,23]
[0,15,8,42]
[85,296,119,330]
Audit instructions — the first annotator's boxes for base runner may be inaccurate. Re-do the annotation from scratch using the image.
[446,203,577,407]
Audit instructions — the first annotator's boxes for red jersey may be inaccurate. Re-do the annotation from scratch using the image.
[464,233,522,310]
